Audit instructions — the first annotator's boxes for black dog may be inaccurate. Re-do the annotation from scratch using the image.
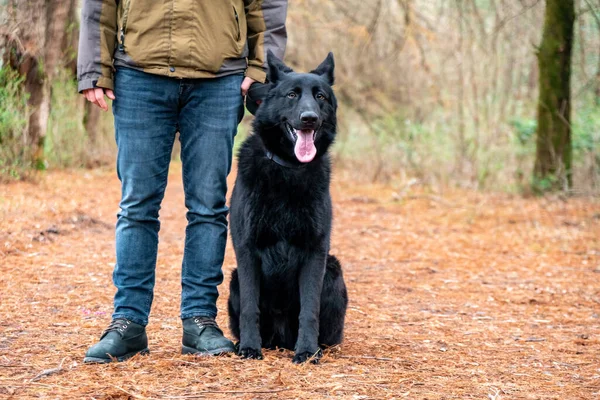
[227,51,348,364]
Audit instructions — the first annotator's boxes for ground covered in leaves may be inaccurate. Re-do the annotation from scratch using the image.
[1,165,599,399]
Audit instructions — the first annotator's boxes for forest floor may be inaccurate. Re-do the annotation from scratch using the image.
[1,165,599,399]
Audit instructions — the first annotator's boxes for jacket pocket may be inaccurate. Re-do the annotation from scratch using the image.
[233,6,241,41]
[231,1,247,53]
[118,0,133,52]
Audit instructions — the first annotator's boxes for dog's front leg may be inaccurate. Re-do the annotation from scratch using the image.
[293,252,327,364]
[236,246,263,359]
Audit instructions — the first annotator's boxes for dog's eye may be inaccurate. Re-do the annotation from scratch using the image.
[316,93,326,100]
[287,92,297,99]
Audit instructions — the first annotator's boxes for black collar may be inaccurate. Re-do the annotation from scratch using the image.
[265,150,308,169]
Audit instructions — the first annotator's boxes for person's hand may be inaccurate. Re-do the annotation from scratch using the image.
[241,77,256,96]
[83,88,115,111]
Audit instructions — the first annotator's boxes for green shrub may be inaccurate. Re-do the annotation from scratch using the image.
[45,68,116,168]
[572,99,600,192]
[0,66,30,179]
[45,69,87,167]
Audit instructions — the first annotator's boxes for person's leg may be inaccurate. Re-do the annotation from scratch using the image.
[112,67,179,326]
[84,68,179,363]
[178,74,244,320]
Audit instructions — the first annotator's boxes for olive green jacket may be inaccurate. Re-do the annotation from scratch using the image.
[77,0,288,92]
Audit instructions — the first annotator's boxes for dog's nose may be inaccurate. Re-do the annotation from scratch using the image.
[300,111,318,125]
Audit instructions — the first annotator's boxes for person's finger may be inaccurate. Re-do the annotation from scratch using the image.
[241,77,255,96]
[105,89,116,100]
[94,88,108,111]
[84,89,95,103]
[89,91,100,108]
[86,89,98,106]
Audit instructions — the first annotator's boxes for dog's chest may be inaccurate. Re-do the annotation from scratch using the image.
[249,184,328,249]
[258,241,305,283]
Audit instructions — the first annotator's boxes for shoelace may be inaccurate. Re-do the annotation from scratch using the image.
[193,317,218,329]
[103,318,131,336]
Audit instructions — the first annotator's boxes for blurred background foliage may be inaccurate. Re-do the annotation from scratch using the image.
[0,0,598,194]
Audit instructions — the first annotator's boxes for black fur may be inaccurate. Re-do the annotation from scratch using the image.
[228,52,348,364]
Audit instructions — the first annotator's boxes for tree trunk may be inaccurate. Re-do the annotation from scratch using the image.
[533,0,575,191]
[39,0,75,166]
[3,0,74,169]
[45,1,73,77]
[84,102,102,145]
[5,0,47,167]
[60,0,102,145]
[63,0,80,76]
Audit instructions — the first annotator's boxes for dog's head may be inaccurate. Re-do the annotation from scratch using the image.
[254,51,337,164]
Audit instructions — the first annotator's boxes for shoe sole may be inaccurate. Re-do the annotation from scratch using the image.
[181,345,235,356]
[83,348,150,364]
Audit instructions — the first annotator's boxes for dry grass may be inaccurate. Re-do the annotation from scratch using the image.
[0,165,599,399]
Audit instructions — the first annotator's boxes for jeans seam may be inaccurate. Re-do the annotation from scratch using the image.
[144,290,153,320]
[112,313,148,326]
[181,310,217,320]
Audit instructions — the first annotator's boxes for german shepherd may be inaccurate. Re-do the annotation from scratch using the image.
[228,51,348,364]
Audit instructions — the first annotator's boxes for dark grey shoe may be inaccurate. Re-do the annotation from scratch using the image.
[182,317,235,356]
[83,318,149,363]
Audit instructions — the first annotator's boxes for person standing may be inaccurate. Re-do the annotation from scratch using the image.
[77,0,288,363]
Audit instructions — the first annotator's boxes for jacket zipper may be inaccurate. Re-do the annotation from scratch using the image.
[233,7,240,41]
[118,0,132,52]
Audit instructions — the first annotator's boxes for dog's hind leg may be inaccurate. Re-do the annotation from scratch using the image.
[318,255,348,347]
[227,269,241,341]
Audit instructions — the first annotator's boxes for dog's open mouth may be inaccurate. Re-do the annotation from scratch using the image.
[286,124,317,163]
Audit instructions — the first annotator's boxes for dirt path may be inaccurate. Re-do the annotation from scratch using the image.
[1,166,599,399]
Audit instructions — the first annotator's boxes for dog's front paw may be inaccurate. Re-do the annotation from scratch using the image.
[238,347,263,360]
[292,348,323,364]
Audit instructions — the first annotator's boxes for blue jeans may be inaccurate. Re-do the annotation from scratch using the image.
[111,67,244,326]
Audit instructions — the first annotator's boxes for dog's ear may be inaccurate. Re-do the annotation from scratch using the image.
[311,52,335,85]
[267,50,293,84]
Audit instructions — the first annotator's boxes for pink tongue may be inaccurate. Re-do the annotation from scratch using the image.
[294,129,316,163]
